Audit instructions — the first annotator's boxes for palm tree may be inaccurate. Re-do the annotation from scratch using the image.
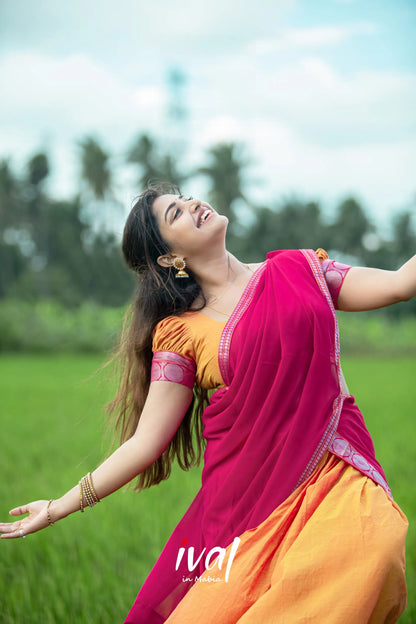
[26,152,50,248]
[0,159,27,296]
[78,135,122,234]
[127,133,187,189]
[0,159,22,230]
[79,136,111,200]
[329,197,373,258]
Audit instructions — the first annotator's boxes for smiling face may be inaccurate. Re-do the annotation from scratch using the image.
[152,193,228,267]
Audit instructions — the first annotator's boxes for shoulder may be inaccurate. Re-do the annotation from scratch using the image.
[247,262,265,271]
[153,314,188,334]
[152,314,196,360]
[264,248,328,266]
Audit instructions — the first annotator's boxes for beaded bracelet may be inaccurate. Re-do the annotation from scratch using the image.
[81,476,95,507]
[79,472,100,511]
[86,473,100,503]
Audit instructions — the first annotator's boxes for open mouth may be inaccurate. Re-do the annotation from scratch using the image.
[197,208,213,227]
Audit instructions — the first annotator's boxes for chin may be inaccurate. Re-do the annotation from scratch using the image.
[205,214,228,242]
[215,215,229,234]
[217,214,228,226]
[216,215,229,239]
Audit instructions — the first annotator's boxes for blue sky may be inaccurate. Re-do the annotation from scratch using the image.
[1,0,415,236]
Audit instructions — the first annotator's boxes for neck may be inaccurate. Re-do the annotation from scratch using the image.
[187,249,247,295]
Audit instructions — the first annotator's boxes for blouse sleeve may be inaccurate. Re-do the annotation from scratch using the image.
[315,248,353,310]
[151,316,196,389]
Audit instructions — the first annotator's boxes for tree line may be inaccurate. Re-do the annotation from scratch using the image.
[1,133,415,315]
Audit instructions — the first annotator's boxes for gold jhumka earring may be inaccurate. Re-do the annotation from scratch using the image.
[173,257,189,278]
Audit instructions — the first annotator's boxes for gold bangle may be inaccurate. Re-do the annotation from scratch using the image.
[79,473,101,511]
[79,481,85,512]
[47,499,55,526]
[86,473,100,503]
[81,476,93,507]
[80,473,100,508]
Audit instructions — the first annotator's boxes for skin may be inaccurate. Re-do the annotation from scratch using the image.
[0,193,415,539]
[152,193,416,314]
[152,194,264,320]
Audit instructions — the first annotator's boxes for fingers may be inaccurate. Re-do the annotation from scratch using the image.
[0,520,26,539]
[1,500,49,538]
[0,520,20,531]
[0,529,27,539]
[9,505,29,516]
[0,506,29,536]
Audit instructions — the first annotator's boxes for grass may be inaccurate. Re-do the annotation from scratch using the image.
[1,298,416,356]
[0,354,414,623]
[340,355,416,623]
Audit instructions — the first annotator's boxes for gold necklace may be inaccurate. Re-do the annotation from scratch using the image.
[205,264,255,317]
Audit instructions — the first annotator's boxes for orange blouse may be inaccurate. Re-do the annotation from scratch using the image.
[152,311,226,390]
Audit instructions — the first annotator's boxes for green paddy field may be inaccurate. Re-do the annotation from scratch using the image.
[0,354,415,623]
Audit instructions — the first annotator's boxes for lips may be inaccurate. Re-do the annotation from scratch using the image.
[197,208,212,227]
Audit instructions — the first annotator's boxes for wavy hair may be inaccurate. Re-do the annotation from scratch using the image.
[106,181,209,492]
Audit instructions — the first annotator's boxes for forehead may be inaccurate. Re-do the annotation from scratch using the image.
[152,194,179,216]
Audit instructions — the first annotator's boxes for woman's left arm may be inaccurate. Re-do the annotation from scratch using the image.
[337,254,416,312]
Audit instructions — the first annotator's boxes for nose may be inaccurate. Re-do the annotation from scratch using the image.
[189,198,201,215]
[190,198,201,209]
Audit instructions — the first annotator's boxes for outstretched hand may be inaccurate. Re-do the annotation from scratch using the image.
[0,500,51,539]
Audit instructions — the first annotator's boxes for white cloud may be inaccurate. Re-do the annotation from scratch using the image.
[259,119,416,212]
[198,116,246,146]
[0,0,298,64]
[0,51,166,144]
[187,112,416,228]
[1,41,415,230]
[0,50,170,200]
[189,53,416,146]
[247,22,376,55]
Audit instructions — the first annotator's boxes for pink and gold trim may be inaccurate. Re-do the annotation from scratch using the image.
[321,259,353,309]
[328,433,392,497]
[151,351,196,389]
[296,249,348,487]
[218,262,268,387]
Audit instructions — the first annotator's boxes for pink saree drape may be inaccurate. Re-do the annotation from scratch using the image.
[125,249,390,624]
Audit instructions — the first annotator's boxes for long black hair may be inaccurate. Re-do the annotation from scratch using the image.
[106,182,209,491]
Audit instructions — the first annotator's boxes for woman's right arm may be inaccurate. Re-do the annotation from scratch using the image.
[0,380,193,539]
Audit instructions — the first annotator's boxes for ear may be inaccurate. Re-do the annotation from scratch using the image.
[157,254,178,269]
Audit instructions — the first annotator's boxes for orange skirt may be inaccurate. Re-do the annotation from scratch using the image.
[166,452,408,624]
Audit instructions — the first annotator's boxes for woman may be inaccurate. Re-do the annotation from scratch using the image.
[0,183,413,623]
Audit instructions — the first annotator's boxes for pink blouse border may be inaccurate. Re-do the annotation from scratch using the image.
[151,350,196,389]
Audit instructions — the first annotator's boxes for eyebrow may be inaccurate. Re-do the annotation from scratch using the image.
[164,195,185,222]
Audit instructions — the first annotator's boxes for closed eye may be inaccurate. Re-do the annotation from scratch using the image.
[172,197,193,221]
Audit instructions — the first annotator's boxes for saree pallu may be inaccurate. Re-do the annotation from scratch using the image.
[125,249,408,623]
